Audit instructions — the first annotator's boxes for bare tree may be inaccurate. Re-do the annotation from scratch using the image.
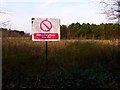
[0,9,12,30]
[100,0,120,45]
[0,21,11,30]
[0,10,7,14]
[101,0,120,22]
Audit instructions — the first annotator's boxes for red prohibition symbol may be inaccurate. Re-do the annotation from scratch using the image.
[40,19,52,32]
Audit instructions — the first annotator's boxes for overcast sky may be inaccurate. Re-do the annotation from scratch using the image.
[0,0,110,33]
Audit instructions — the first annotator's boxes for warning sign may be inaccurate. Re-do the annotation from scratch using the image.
[40,19,52,32]
[32,18,60,41]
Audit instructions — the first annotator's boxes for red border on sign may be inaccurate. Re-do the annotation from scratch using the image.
[40,19,52,32]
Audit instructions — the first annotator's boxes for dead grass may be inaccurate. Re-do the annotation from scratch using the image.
[2,38,120,88]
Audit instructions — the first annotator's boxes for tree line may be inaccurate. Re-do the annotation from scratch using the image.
[0,22,119,40]
[60,23,119,40]
[1,28,30,37]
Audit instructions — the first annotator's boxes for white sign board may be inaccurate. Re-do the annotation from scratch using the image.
[32,18,60,41]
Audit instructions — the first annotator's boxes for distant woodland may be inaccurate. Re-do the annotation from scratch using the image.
[1,28,30,37]
[60,23,119,40]
[1,23,120,40]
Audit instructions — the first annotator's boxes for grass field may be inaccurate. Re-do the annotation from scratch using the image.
[2,38,120,88]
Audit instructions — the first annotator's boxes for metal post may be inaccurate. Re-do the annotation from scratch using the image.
[45,41,48,71]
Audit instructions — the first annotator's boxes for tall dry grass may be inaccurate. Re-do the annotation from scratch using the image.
[2,38,120,88]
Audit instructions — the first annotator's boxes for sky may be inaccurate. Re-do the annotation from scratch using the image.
[0,0,110,34]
